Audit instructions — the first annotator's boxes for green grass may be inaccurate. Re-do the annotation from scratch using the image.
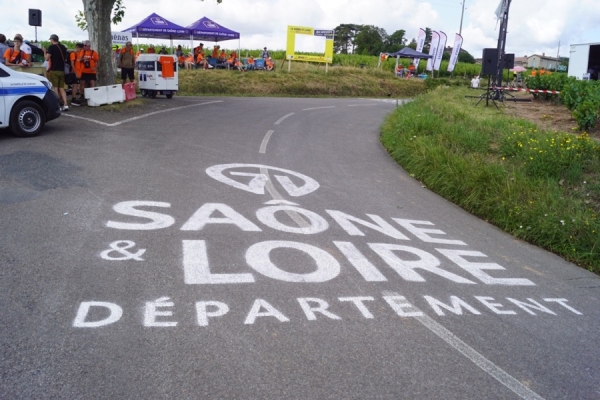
[380,86,600,273]
[176,64,426,98]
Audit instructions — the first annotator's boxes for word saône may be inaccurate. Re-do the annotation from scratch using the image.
[103,201,537,286]
[73,295,583,328]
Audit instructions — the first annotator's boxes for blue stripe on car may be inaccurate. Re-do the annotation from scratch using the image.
[0,87,47,96]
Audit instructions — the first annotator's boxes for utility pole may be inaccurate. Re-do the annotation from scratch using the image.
[459,0,466,36]
[494,0,512,89]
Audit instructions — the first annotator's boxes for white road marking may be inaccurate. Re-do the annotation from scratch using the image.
[347,104,377,107]
[274,113,295,125]
[302,106,336,111]
[61,101,223,127]
[383,291,544,400]
[259,130,275,154]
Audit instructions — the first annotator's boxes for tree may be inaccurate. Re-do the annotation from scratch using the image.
[458,49,476,64]
[333,24,362,54]
[79,0,222,86]
[354,25,387,56]
[385,29,406,53]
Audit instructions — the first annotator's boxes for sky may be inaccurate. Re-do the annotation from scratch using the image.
[2,0,600,59]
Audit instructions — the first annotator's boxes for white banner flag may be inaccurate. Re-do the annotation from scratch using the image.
[426,31,439,71]
[447,34,463,72]
[434,31,447,71]
[495,0,509,20]
[413,28,426,67]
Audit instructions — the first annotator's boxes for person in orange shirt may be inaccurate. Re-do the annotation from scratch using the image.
[219,49,227,62]
[196,52,208,69]
[226,55,235,69]
[4,37,30,67]
[233,58,244,72]
[184,53,195,70]
[246,55,255,71]
[136,48,144,57]
[212,45,219,59]
[147,45,156,54]
[230,51,237,60]
[80,40,100,88]
[70,43,84,106]
[265,57,275,71]
[178,54,185,68]
[194,43,204,56]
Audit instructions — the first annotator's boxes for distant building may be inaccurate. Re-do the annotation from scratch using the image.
[527,53,560,69]
[514,56,528,67]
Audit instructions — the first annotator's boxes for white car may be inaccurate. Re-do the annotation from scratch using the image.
[0,62,61,137]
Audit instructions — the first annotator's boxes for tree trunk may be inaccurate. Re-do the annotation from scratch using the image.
[82,0,116,86]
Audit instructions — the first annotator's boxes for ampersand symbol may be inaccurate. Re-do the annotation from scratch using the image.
[100,240,146,261]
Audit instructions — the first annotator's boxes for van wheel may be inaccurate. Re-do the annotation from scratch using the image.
[10,100,45,138]
[166,94,173,99]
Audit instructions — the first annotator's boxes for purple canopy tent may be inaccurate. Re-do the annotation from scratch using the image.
[186,17,240,56]
[123,13,190,52]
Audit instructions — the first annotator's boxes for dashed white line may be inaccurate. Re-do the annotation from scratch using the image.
[259,130,275,154]
[383,291,545,400]
[61,100,223,127]
[347,104,377,107]
[274,113,295,125]
[302,106,336,111]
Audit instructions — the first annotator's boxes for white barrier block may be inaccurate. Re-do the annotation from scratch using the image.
[106,85,125,104]
[84,87,109,107]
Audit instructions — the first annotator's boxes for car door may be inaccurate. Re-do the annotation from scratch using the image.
[0,66,7,128]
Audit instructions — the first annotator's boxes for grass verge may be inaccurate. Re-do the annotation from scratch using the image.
[177,65,426,98]
[381,86,600,273]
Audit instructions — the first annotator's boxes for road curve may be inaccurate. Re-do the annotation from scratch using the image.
[0,96,598,399]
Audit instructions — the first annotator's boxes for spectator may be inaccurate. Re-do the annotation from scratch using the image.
[147,45,156,54]
[4,36,30,67]
[225,54,235,69]
[44,34,69,111]
[159,46,167,55]
[195,52,208,69]
[81,40,99,88]
[184,53,195,70]
[212,45,220,59]
[230,50,237,59]
[470,75,480,88]
[175,45,183,58]
[194,43,204,57]
[178,52,185,68]
[246,55,255,71]
[0,34,8,64]
[219,49,227,62]
[118,41,136,88]
[265,56,275,71]
[70,43,84,106]
[396,64,404,77]
[233,58,244,72]
[261,47,270,59]
[136,48,144,57]
[14,34,31,58]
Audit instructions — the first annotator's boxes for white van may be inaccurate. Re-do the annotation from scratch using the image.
[0,62,62,137]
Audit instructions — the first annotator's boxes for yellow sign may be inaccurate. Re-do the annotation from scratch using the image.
[286,25,334,64]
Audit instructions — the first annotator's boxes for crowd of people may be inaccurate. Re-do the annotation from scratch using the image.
[161,43,275,72]
[3,31,276,108]
[1,32,100,110]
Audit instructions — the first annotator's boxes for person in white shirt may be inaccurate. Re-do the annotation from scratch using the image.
[471,75,480,88]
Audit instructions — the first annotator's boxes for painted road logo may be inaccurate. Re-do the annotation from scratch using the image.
[74,164,583,328]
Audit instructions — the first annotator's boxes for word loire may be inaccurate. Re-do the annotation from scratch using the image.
[73,295,583,328]
[104,201,536,286]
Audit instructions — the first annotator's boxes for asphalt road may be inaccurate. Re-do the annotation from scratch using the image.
[1,96,599,399]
